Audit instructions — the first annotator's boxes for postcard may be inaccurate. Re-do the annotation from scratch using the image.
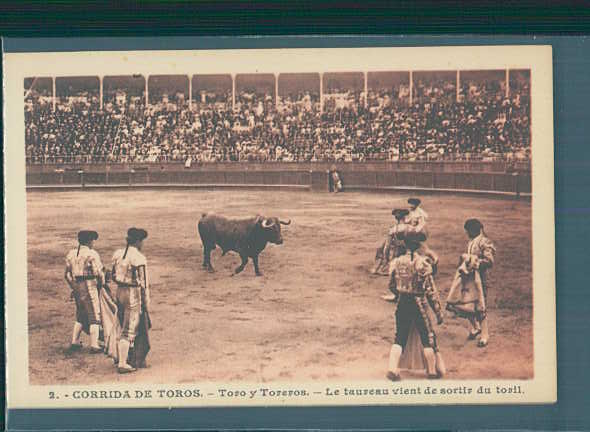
[4,43,555,408]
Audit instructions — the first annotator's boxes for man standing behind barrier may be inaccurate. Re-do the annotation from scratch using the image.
[64,230,105,353]
[328,165,343,193]
[112,227,151,374]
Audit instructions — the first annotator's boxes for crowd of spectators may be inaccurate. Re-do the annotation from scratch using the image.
[25,76,531,164]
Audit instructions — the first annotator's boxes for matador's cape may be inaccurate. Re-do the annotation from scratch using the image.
[100,282,151,367]
[399,326,427,371]
[445,253,486,319]
[99,284,120,361]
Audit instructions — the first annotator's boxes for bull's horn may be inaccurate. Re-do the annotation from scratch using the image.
[261,218,275,228]
[279,219,292,225]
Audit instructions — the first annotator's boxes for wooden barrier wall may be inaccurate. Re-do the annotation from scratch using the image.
[338,170,530,194]
[26,168,531,196]
[26,159,530,174]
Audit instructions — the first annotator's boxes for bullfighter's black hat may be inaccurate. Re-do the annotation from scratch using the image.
[464,218,483,232]
[126,227,148,243]
[408,197,421,206]
[78,230,98,244]
[402,231,426,251]
[392,208,410,219]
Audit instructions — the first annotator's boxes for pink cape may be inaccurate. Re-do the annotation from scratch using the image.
[99,285,120,361]
[399,325,426,371]
[100,283,151,367]
[397,310,445,376]
[446,267,486,318]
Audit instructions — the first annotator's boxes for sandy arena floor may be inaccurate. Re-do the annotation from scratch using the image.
[26,189,533,384]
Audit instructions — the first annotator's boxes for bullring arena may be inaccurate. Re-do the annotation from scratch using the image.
[24,65,534,385]
[27,163,532,385]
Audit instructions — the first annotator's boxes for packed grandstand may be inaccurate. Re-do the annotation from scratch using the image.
[24,71,531,164]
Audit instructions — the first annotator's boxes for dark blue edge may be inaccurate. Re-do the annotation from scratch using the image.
[5,403,561,431]
[4,35,590,430]
[3,35,550,53]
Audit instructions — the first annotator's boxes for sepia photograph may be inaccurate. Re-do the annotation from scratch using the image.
[5,45,555,408]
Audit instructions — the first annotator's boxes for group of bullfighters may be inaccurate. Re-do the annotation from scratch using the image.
[64,227,151,374]
[372,197,496,381]
[62,198,495,381]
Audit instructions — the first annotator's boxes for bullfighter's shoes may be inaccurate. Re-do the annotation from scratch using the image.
[423,347,438,379]
[117,365,137,374]
[381,294,397,302]
[467,329,481,340]
[387,344,403,381]
[478,318,489,347]
[386,370,401,381]
[66,343,82,353]
[435,351,446,378]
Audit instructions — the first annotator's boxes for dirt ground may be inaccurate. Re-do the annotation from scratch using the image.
[27,189,533,384]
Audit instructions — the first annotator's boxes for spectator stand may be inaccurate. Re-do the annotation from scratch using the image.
[25,69,531,199]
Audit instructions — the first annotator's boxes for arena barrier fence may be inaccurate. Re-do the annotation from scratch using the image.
[26,167,531,199]
[25,159,530,174]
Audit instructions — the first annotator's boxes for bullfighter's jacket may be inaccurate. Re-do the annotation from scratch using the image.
[405,207,428,236]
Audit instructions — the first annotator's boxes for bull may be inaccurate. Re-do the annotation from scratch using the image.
[197,213,291,276]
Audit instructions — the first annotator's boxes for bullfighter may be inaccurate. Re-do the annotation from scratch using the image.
[64,230,105,353]
[372,208,411,277]
[406,197,428,237]
[386,233,446,381]
[111,227,151,373]
[446,218,496,347]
